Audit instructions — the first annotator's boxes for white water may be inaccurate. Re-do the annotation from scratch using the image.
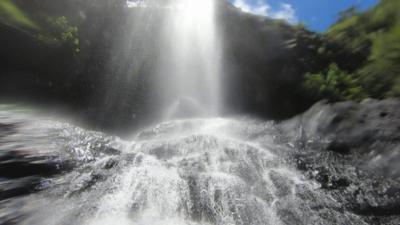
[156,0,223,118]
[0,1,376,224]
[0,109,367,225]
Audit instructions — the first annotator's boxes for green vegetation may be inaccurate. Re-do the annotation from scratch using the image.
[304,0,400,101]
[0,1,79,53]
[303,64,366,101]
[359,25,400,98]
[37,16,80,53]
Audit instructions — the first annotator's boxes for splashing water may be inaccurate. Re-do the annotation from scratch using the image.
[0,108,368,225]
[0,1,386,224]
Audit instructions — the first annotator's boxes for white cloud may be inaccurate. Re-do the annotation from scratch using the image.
[271,3,298,24]
[233,0,298,24]
[233,0,269,16]
[233,0,252,13]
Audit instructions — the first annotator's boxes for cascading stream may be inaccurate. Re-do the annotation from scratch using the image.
[0,108,368,225]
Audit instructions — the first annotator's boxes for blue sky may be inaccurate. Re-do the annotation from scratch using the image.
[231,0,379,31]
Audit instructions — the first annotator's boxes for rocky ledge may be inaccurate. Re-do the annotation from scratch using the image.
[280,98,400,225]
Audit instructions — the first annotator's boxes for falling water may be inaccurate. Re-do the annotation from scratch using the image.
[156,0,222,119]
[0,1,387,225]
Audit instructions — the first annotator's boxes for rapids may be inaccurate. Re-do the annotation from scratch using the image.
[0,108,368,225]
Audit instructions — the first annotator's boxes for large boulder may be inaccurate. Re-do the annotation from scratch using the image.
[284,98,400,154]
[279,99,400,224]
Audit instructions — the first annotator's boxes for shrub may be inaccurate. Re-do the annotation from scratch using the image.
[359,26,400,98]
[37,16,80,53]
[303,63,367,101]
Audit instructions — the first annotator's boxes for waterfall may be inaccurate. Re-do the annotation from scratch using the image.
[98,0,223,126]
[1,1,391,225]
[156,0,223,119]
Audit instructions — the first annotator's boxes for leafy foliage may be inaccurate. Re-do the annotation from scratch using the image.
[359,25,400,98]
[305,0,400,101]
[0,0,80,54]
[337,6,359,23]
[303,64,367,101]
[37,16,80,53]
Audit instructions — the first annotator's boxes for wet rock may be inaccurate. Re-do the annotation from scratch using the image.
[1,106,400,224]
[268,170,292,197]
[309,99,398,152]
[0,176,40,200]
[0,151,67,178]
[280,99,400,224]
[283,99,400,176]
[326,141,351,154]
[276,209,304,225]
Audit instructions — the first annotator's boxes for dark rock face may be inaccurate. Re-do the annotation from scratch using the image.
[0,0,354,134]
[279,99,400,224]
[0,110,119,203]
[0,120,69,202]
[218,3,311,119]
[284,99,400,173]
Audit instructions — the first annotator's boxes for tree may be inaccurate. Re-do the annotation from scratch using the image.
[337,6,359,23]
[303,64,367,101]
